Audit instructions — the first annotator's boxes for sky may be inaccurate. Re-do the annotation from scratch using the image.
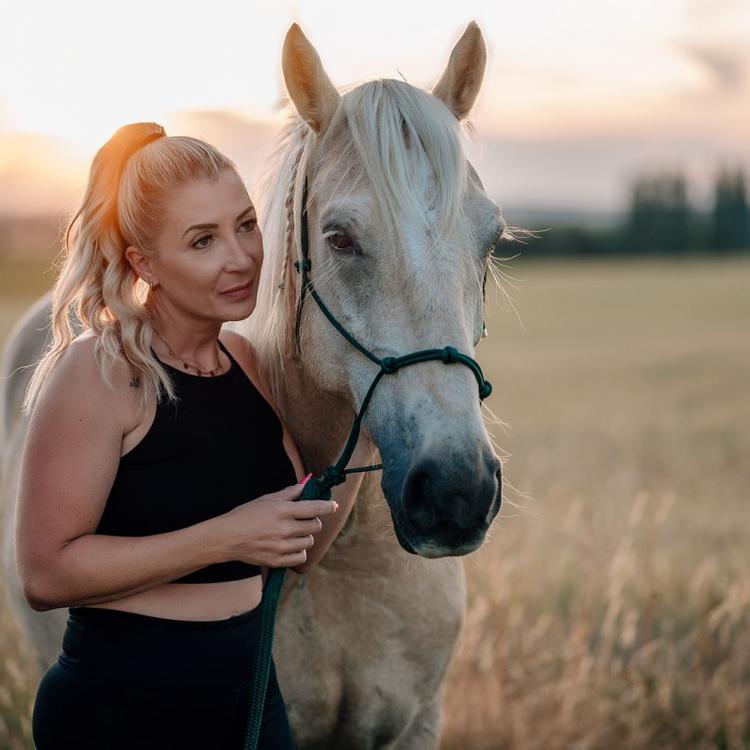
[1,0,748,215]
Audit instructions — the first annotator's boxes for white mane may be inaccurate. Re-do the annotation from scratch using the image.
[241,78,475,411]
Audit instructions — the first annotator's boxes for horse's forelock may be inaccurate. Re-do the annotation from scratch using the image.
[320,79,470,239]
[242,79,475,408]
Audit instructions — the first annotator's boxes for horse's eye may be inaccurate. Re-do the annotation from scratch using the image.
[327,232,355,252]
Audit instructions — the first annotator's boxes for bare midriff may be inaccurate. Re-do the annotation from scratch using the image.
[86,575,264,621]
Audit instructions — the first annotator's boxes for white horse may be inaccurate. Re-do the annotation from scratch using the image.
[1,21,507,748]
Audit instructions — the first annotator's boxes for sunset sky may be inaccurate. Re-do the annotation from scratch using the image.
[1,0,748,215]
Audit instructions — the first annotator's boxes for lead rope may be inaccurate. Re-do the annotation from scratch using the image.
[241,175,494,750]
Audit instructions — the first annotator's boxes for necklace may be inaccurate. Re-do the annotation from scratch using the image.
[152,328,223,377]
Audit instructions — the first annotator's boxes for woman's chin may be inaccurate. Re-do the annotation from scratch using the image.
[219,296,257,322]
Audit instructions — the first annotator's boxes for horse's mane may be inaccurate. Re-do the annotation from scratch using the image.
[241,78,473,413]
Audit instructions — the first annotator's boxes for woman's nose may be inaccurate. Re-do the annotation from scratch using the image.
[225,234,255,272]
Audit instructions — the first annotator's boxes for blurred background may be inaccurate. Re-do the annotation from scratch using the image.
[1,1,748,748]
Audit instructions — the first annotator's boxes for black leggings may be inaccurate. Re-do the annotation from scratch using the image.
[32,602,293,749]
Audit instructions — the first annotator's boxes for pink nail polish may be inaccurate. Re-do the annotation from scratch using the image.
[300,472,314,487]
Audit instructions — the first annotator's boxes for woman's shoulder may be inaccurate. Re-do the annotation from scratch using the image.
[63,332,134,382]
[44,333,140,413]
[27,332,140,442]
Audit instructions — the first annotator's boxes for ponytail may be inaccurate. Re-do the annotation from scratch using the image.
[23,122,237,415]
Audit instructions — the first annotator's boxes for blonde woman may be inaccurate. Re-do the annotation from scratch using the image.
[16,122,364,748]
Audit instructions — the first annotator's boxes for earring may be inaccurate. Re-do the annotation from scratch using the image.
[148,279,157,290]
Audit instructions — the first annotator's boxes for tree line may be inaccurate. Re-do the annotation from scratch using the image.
[520,167,750,256]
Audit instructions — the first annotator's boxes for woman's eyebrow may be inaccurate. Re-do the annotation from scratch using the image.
[182,205,255,237]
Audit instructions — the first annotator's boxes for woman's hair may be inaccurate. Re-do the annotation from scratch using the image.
[22,122,239,415]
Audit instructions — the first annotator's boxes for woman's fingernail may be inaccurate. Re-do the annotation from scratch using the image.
[300,472,313,486]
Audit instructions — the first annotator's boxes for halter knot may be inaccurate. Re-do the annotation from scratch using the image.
[294,258,311,273]
[441,346,459,364]
[323,465,346,486]
[380,356,398,374]
[479,380,493,400]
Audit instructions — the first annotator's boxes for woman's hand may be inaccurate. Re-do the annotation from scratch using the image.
[216,483,338,568]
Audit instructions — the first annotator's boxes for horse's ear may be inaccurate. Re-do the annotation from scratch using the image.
[432,21,487,121]
[282,23,340,135]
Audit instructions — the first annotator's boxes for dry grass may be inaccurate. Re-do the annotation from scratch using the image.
[1,256,748,749]
[442,256,750,750]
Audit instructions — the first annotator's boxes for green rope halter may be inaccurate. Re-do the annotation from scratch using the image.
[242,175,494,749]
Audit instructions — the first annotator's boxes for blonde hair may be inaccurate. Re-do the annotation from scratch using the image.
[22,122,239,415]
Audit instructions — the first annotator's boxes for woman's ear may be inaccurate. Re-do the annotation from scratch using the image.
[125,245,154,285]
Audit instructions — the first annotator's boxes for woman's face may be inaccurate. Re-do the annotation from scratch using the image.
[143,168,263,323]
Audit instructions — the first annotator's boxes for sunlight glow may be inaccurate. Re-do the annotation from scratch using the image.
[2,0,748,212]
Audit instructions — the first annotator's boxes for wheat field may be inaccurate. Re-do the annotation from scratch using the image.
[1,257,748,749]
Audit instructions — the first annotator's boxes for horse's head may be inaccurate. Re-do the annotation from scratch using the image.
[279,22,504,557]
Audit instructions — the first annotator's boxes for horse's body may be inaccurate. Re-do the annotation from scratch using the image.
[1,22,505,748]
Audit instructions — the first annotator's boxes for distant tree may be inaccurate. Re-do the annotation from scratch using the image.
[711,168,750,251]
[625,171,694,253]
[510,164,750,258]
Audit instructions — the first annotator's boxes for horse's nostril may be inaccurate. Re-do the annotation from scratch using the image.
[404,468,436,529]
[486,452,502,483]
[495,467,503,510]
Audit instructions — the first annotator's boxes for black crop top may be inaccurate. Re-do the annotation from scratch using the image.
[93,338,298,583]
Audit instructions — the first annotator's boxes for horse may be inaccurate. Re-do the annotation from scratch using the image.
[1,21,507,748]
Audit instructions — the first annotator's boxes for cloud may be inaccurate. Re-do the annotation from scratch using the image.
[471,129,750,213]
[0,110,285,216]
[677,41,747,91]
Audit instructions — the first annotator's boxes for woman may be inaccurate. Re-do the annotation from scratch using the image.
[16,122,368,748]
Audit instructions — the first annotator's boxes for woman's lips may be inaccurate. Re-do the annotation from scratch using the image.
[220,280,253,299]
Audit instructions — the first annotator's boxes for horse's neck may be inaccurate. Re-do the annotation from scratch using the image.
[274,357,352,468]
[278,358,408,576]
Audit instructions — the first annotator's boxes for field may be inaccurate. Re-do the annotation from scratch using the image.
[1,256,749,749]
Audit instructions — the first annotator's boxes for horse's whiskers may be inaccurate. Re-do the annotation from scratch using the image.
[481,402,512,438]
[487,260,525,330]
[502,225,544,244]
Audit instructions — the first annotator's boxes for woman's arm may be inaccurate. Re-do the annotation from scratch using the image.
[15,337,230,611]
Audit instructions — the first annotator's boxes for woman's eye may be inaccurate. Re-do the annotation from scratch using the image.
[192,234,212,249]
[327,231,355,252]
[239,218,257,232]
